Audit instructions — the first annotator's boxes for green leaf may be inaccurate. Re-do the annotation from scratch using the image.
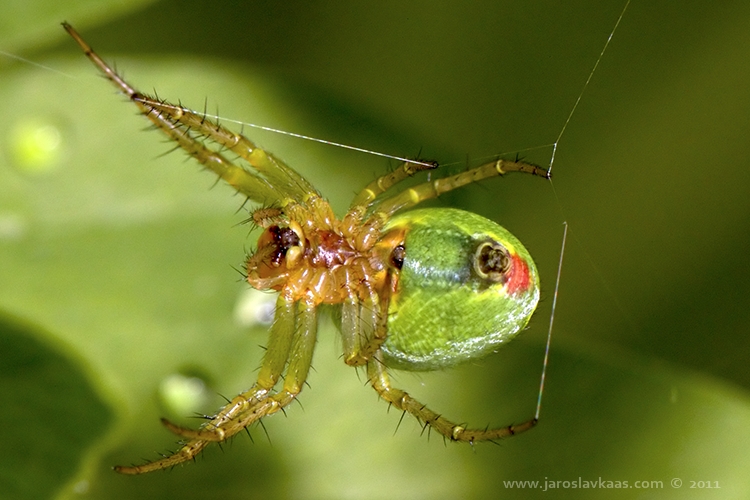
[0,315,111,499]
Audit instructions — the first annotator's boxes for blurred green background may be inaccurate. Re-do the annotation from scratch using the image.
[2,1,750,499]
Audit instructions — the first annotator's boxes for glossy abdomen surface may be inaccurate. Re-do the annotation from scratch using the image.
[381,208,539,371]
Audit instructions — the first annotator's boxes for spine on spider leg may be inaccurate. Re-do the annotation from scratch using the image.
[367,351,537,442]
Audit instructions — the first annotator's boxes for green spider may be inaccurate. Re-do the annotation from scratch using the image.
[64,23,550,475]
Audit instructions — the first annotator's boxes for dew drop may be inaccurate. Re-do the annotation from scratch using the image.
[8,118,65,174]
[234,288,276,327]
[158,373,210,417]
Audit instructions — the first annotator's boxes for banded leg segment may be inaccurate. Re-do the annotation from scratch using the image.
[374,159,550,216]
[367,351,537,442]
[350,160,437,210]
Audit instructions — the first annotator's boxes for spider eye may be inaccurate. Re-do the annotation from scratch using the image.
[473,240,510,282]
[278,226,301,250]
[390,244,406,269]
[259,225,302,267]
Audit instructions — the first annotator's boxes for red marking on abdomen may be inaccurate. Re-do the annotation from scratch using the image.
[506,253,530,295]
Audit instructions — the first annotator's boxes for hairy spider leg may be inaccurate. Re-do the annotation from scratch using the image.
[339,281,381,365]
[350,160,438,209]
[373,158,550,216]
[340,265,398,366]
[115,296,317,474]
[367,350,537,442]
[128,95,319,202]
[62,23,316,207]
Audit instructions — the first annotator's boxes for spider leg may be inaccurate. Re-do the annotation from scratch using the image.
[63,23,317,205]
[374,159,550,216]
[349,160,437,210]
[114,296,318,475]
[138,99,285,203]
[131,94,319,203]
[165,296,316,441]
[340,295,365,362]
[367,350,537,442]
[342,269,396,367]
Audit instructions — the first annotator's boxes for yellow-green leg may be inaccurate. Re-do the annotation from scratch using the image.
[115,297,318,474]
[374,159,550,216]
[367,350,537,442]
[350,160,437,209]
[63,23,316,205]
[341,273,396,367]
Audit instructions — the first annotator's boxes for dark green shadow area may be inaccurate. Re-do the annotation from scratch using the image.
[0,313,112,499]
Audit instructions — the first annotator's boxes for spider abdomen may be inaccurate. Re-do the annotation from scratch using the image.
[380,208,540,371]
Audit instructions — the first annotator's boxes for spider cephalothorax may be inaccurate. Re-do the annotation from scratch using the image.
[247,196,393,307]
[64,23,549,474]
